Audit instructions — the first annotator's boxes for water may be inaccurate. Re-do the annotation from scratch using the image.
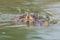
[0,24,60,40]
[0,1,60,40]
[0,13,59,40]
[0,15,59,40]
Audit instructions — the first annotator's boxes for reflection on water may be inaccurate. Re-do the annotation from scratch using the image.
[0,24,60,40]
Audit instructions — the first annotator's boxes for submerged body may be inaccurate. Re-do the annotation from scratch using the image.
[12,14,49,26]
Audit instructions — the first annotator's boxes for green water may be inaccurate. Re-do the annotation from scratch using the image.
[0,10,60,40]
[0,13,59,40]
[0,0,60,40]
[0,24,60,40]
[0,27,27,40]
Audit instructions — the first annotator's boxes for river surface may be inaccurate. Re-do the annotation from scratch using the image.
[0,2,60,40]
[0,14,60,40]
[0,24,60,40]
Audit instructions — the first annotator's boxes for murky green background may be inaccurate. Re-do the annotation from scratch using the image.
[0,24,60,40]
[0,0,60,40]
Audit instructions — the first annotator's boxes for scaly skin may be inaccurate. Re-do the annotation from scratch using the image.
[42,21,49,26]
